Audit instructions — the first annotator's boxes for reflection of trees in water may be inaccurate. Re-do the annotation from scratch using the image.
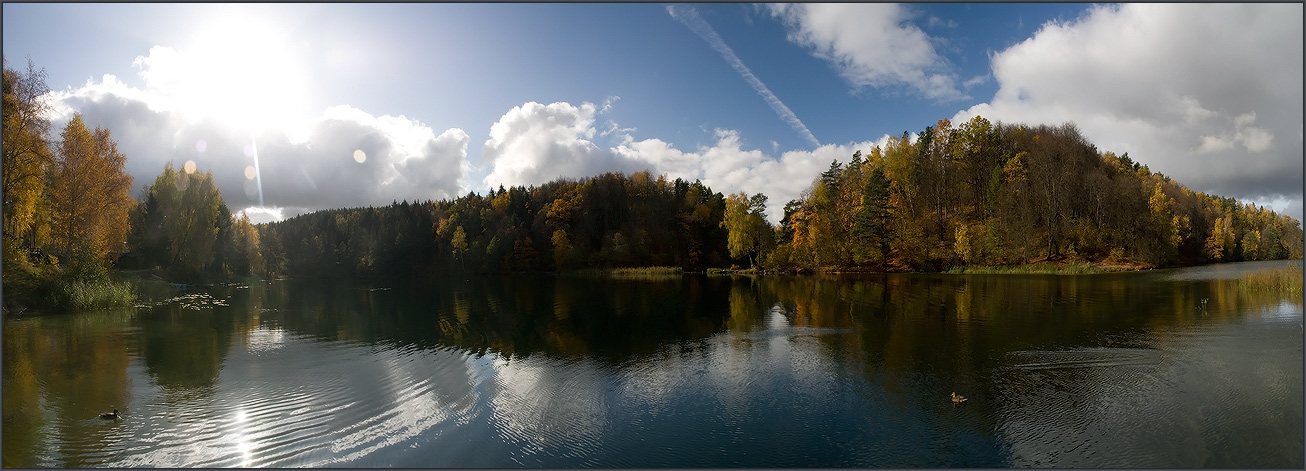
[139,306,234,391]
[3,310,134,468]
[255,276,733,363]
[757,272,1302,374]
[746,271,1302,466]
[249,270,1301,376]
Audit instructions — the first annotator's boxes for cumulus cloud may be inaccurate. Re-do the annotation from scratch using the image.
[954,3,1303,218]
[46,70,470,220]
[480,101,647,188]
[769,3,967,102]
[481,101,877,224]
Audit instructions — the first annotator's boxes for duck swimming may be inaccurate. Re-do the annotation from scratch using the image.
[951,392,968,404]
[99,409,120,420]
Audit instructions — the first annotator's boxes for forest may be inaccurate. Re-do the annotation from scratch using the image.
[765,117,1304,272]
[257,116,1303,277]
[259,172,733,277]
[3,57,1303,311]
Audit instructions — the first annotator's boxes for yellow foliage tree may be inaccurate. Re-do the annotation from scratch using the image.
[232,212,264,275]
[2,60,54,265]
[551,229,572,269]
[48,114,134,267]
[147,162,223,274]
[722,192,769,267]
[1203,214,1228,261]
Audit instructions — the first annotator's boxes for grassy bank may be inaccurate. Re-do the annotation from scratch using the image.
[706,267,761,276]
[1238,265,1304,300]
[568,266,685,278]
[55,278,136,310]
[944,259,1151,275]
[945,263,1106,275]
[3,263,137,314]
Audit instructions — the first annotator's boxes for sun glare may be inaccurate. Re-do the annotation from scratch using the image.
[143,11,311,134]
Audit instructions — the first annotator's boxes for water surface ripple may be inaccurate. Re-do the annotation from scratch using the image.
[2,260,1301,467]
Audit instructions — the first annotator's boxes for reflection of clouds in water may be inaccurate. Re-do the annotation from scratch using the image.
[116,336,488,467]
[306,347,484,467]
[613,305,844,425]
[1252,300,1303,323]
[708,307,840,412]
[485,356,610,461]
[245,327,284,354]
[319,354,453,465]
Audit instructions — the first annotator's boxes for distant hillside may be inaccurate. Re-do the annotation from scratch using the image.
[766,116,1303,271]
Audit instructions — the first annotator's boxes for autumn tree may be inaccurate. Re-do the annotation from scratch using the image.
[1204,213,1235,261]
[231,212,265,275]
[451,225,468,271]
[134,162,226,276]
[721,192,770,268]
[2,58,54,266]
[48,114,134,269]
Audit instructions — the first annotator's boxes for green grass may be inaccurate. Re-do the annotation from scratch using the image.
[944,262,1107,275]
[568,266,685,278]
[56,278,137,310]
[1238,266,1304,299]
[706,267,759,276]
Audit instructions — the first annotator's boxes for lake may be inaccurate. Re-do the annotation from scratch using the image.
[3,260,1302,467]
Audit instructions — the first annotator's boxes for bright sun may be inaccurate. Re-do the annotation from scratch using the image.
[137,11,311,134]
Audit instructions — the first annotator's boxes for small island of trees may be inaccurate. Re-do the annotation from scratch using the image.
[4,58,1302,313]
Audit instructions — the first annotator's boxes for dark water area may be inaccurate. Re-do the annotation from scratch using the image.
[4,260,1302,467]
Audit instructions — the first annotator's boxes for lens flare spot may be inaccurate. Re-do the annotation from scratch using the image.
[353,149,366,163]
[196,139,207,153]
[184,160,197,174]
[244,166,256,180]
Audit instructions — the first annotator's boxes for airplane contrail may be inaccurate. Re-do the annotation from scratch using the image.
[667,4,821,149]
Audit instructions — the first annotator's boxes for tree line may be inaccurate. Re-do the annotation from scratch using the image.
[260,116,1301,276]
[5,57,1302,297]
[257,171,733,277]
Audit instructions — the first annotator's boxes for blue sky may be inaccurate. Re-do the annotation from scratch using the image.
[4,3,1301,223]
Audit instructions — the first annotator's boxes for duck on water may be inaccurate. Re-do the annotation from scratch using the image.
[99,409,120,420]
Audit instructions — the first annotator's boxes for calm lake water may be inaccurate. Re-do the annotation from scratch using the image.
[4,260,1302,467]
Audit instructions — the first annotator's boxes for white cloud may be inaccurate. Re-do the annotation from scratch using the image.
[599,95,619,115]
[482,101,878,224]
[480,101,646,189]
[954,3,1302,216]
[44,54,471,219]
[238,206,285,225]
[769,3,965,102]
